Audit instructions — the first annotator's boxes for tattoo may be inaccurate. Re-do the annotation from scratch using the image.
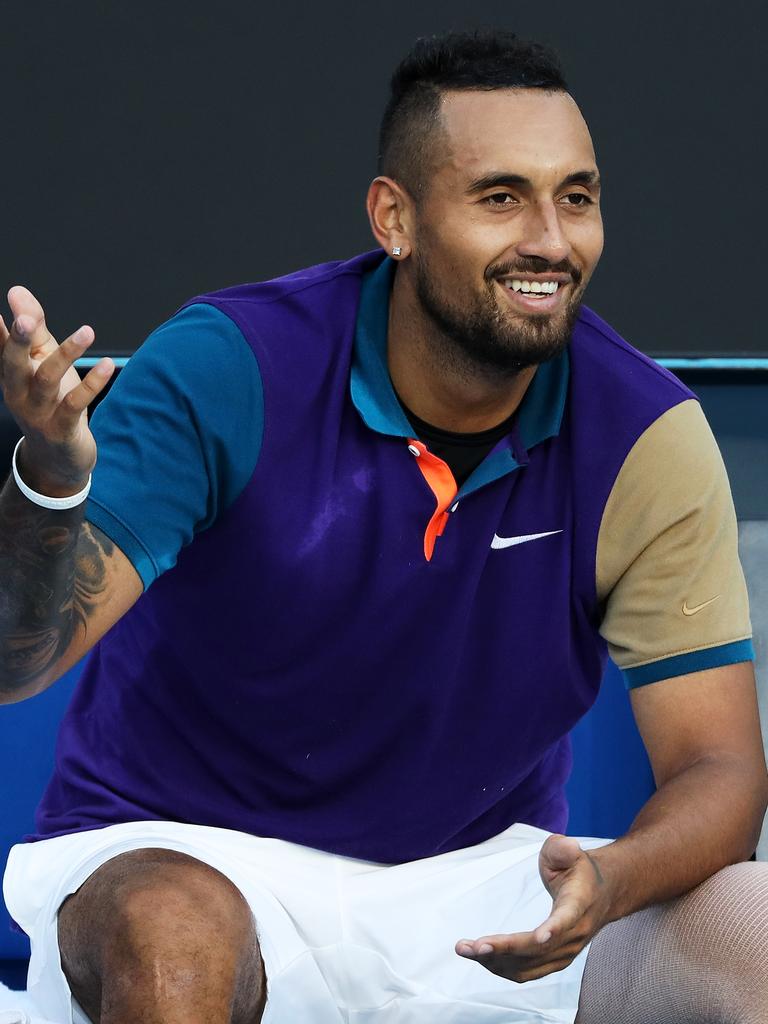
[585,851,605,887]
[71,525,114,632]
[0,477,114,694]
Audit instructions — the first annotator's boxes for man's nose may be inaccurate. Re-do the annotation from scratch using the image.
[515,201,571,265]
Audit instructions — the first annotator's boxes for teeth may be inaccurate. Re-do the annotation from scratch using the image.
[505,280,560,295]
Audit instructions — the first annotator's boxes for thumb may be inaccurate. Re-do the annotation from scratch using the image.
[539,834,582,883]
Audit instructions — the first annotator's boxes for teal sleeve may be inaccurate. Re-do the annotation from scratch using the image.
[85,302,263,590]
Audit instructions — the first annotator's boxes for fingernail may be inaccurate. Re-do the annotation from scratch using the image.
[14,317,28,337]
[72,327,89,344]
[478,943,493,955]
[538,930,552,944]
[457,943,474,956]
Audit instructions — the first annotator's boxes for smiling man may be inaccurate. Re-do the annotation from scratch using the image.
[379,85,602,434]
[1,29,768,1024]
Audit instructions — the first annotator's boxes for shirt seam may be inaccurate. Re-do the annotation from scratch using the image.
[189,304,265,515]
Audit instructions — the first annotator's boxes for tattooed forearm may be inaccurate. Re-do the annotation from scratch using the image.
[70,524,114,631]
[0,474,113,695]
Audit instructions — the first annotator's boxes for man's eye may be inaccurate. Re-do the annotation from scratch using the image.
[563,193,593,207]
[485,193,516,206]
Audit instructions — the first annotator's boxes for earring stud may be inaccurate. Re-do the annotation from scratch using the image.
[392,246,402,256]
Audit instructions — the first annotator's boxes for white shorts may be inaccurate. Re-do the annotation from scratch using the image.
[3,820,611,1024]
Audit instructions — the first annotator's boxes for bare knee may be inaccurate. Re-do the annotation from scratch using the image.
[58,848,265,1024]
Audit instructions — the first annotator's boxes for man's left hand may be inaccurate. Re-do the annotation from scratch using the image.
[455,835,611,983]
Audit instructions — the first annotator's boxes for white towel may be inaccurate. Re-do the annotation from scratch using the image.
[0,983,59,1024]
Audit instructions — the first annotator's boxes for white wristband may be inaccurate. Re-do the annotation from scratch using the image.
[12,438,92,510]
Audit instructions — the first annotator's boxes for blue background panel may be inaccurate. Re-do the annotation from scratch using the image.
[1,665,81,960]
[565,660,655,838]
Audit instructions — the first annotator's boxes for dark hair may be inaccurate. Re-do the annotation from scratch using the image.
[378,30,568,199]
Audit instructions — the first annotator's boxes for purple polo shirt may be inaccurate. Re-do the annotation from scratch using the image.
[29,250,742,863]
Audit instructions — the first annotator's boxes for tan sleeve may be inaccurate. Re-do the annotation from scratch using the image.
[596,399,752,676]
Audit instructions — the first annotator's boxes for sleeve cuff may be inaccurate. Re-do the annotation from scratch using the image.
[622,638,755,689]
[86,497,158,591]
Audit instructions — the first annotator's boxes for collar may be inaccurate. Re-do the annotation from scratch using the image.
[350,254,570,490]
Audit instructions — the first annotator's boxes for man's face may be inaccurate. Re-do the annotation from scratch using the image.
[410,88,603,375]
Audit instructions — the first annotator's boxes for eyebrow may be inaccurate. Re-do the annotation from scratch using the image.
[464,169,601,195]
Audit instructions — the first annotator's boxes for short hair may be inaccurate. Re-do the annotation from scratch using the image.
[378,30,568,199]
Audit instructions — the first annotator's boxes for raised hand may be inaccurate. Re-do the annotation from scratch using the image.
[455,834,612,983]
[0,286,114,497]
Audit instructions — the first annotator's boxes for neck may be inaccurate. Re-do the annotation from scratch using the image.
[387,263,537,433]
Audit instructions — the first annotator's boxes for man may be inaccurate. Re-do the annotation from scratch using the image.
[1,29,767,1024]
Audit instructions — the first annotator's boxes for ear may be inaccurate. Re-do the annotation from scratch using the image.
[366,176,414,260]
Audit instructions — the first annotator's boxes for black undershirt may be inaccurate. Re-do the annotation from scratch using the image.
[396,395,518,488]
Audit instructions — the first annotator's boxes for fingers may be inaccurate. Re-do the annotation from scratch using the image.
[456,931,586,983]
[455,839,609,985]
[1,313,39,395]
[457,929,543,960]
[1,288,113,437]
[456,869,594,980]
[455,875,588,960]
[7,285,58,360]
[7,285,45,319]
[26,327,95,406]
[55,358,115,419]
[2,317,93,403]
[534,889,588,944]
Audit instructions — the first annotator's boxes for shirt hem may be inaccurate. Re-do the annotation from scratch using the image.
[86,498,158,589]
[622,638,755,688]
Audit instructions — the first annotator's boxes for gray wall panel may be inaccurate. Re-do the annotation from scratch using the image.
[0,0,765,357]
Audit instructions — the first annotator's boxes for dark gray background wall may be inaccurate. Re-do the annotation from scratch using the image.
[1,0,765,356]
[679,372,767,519]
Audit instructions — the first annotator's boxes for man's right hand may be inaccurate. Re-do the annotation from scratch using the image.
[0,286,142,700]
[0,285,115,497]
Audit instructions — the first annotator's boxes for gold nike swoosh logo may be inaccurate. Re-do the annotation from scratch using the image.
[682,595,721,616]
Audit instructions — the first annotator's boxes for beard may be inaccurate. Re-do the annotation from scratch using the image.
[413,249,584,380]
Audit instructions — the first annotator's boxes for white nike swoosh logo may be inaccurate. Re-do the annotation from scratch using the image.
[491,530,563,550]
